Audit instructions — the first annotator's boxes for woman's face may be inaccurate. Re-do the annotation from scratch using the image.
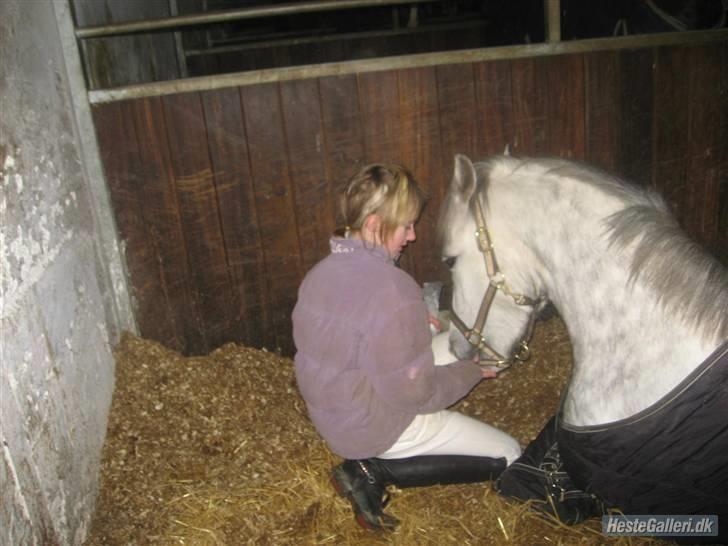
[385,221,416,258]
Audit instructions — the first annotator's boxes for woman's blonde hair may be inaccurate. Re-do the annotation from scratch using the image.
[336,163,426,243]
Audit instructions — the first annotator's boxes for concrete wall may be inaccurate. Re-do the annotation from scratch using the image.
[1,1,134,544]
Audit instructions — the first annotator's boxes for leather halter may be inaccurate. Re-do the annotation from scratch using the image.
[448,195,544,369]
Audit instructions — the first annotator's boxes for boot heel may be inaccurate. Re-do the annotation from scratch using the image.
[330,467,352,497]
[356,511,399,530]
[330,460,400,531]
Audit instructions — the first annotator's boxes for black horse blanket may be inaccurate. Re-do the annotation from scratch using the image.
[497,341,728,541]
[557,341,728,520]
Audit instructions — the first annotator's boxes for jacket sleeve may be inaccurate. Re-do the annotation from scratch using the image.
[362,296,483,414]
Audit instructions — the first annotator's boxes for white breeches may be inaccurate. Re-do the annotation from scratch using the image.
[378,410,522,464]
[378,329,522,464]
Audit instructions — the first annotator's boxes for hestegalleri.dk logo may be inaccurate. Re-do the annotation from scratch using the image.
[602,515,718,536]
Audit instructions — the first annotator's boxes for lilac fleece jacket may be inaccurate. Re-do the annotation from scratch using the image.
[292,237,483,459]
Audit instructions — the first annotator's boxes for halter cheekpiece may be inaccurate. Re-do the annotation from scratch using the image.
[449,194,545,369]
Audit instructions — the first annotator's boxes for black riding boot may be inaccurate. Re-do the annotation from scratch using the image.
[331,459,400,530]
[331,455,507,530]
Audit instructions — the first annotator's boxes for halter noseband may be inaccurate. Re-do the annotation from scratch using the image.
[448,195,544,370]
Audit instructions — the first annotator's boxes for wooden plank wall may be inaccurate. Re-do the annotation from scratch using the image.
[92,42,728,356]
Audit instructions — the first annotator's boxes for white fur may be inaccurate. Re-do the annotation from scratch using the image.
[431,330,454,366]
[439,154,727,427]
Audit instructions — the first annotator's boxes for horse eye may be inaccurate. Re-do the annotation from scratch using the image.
[443,256,456,269]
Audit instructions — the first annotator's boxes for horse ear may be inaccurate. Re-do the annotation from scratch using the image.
[452,154,477,201]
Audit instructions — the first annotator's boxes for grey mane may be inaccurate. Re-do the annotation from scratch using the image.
[474,156,728,344]
[605,204,728,343]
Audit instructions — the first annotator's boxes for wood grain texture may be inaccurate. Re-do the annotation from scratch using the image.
[94,43,728,354]
[584,51,621,172]
[241,82,303,355]
[162,92,238,352]
[435,62,478,286]
[357,70,401,165]
[398,66,444,284]
[653,46,691,225]
[473,59,514,156]
[318,74,366,234]
[201,87,270,348]
[280,78,332,272]
[93,101,183,351]
[510,57,550,155]
[685,44,723,249]
[618,48,654,188]
[131,97,203,353]
[544,54,585,159]
[436,63,478,173]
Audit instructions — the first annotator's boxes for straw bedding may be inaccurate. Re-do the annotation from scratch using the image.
[85,318,666,545]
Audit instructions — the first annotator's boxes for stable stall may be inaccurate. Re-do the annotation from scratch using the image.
[75,2,728,544]
[85,11,727,355]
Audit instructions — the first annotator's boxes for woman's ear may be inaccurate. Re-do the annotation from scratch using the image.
[362,213,382,242]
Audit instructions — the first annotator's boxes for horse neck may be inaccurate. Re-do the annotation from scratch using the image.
[509,191,716,427]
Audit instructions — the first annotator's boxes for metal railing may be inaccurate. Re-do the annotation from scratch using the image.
[75,0,442,39]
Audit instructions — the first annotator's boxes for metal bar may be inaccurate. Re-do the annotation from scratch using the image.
[211,27,338,47]
[88,29,728,104]
[168,0,188,78]
[75,0,440,39]
[185,20,488,57]
[545,0,561,43]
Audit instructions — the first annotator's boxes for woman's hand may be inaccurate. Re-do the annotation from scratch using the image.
[428,315,442,334]
[473,353,499,379]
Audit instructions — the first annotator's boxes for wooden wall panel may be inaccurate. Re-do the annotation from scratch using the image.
[584,51,621,172]
[162,93,239,352]
[318,74,365,231]
[94,101,182,350]
[435,62,478,287]
[685,45,723,249]
[358,70,401,165]
[436,63,478,180]
[398,66,445,284]
[618,48,654,187]
[510,57,550,155]
[93,42,727,356]
[131,97,203,353]
[357,70,414,274]
[280,79,331,272]
[653,46,692,224]
[544,55,585,159]
[201,87,269,348]
[473,60,514,156]
[240,83,303,355]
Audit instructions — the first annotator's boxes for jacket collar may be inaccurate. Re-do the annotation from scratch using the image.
[329,237,394,264]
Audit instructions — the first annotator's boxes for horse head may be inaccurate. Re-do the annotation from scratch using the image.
[438,154,545,366]
[439,152,728,427]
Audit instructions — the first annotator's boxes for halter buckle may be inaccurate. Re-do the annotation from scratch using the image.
[475,227,494,253]
[513,340,531,362]
[490,272,506,289]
